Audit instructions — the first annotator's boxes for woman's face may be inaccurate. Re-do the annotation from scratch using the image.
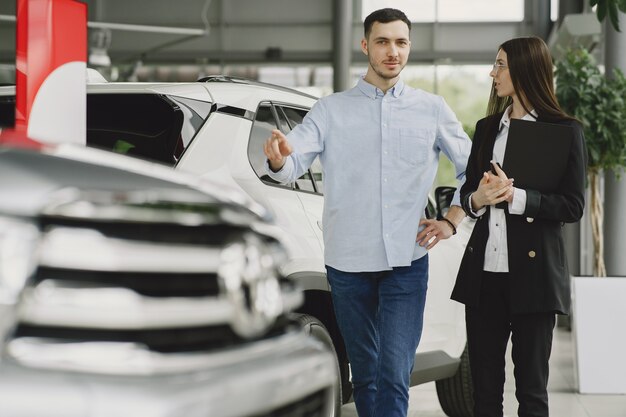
[490,49,515,98]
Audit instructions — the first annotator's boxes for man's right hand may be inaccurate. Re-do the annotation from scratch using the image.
[263,129,293,172]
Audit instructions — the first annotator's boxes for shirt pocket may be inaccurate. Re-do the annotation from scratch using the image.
[399,128,432,166]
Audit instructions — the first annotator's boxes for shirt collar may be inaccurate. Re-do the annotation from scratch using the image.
[357,77,405,99]
[499,105,538,130]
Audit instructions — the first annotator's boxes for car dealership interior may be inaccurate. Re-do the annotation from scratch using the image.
[0,1,625,416]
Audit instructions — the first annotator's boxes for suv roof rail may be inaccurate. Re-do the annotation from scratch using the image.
[197,75,318,100]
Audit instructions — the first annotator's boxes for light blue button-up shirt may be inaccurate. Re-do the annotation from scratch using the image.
[267,77,471,272]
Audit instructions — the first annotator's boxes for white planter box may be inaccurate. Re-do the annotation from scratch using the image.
[572,276,626,394]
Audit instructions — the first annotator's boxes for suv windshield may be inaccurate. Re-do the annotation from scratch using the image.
[87,94,212,165]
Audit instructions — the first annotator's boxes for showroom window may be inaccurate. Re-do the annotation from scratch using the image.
[361,0,524,22]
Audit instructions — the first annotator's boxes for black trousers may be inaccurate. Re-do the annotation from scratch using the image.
[465,271,556,417]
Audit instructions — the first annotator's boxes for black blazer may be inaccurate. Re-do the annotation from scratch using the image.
[451,113,587,315]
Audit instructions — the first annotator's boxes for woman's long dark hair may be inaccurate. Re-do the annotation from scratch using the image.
[476,37,576,171]
[486,36,574,122]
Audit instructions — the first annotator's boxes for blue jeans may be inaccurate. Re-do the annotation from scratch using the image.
[326,255,429,417]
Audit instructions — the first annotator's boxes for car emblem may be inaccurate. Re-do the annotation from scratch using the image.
[218,233,283,339]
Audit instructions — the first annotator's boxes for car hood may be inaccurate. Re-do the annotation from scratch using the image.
[0,144,268,224]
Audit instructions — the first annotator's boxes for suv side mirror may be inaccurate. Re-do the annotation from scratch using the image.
[434,186,456,220]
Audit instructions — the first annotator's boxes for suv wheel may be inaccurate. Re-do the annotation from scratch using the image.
[435,345,474,417]
[293,314,342,417]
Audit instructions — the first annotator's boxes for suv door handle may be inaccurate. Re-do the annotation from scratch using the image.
[316,220,323,230]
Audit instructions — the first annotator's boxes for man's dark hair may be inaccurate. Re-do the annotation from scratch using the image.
[363,8,411,39]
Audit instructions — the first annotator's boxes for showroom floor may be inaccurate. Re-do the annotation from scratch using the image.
[341,326,626,417]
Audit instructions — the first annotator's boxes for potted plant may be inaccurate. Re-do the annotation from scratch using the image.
[555,47,626,394]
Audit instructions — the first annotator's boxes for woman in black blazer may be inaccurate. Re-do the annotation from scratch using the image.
[451,37,586,417]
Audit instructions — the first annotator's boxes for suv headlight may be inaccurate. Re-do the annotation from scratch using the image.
[0,216,40,346]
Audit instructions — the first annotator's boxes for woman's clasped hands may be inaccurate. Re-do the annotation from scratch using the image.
[471,161,515,211]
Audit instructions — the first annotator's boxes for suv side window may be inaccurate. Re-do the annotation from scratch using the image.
[310,157,324,194]
[280,106,305,126]
[248,105,279,184]
[277,106,323,196]
[274,106,291,133]
[248,103,316,193]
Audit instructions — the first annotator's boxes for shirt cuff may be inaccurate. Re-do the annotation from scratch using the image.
[266,159,284,173]
[264,158,294,183]
[508,187,526,215]
[468,193,487,217]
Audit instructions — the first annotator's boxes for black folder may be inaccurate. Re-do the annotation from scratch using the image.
[502,119,574,193]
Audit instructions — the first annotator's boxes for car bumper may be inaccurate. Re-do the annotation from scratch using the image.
[0,331,337,417]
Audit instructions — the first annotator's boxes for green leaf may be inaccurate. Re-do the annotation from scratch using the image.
[555,46,626,172]
[113,140,135,154]
[590,0,599,6]
[597,0,608,22]
[618,0,626,12]
[607,0,621,31]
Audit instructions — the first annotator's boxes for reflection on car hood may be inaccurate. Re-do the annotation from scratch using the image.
[0,145,269,223]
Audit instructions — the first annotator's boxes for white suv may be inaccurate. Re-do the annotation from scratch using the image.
[2,78,474,417]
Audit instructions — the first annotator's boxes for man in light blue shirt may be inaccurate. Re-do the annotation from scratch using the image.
[264,8,471,417]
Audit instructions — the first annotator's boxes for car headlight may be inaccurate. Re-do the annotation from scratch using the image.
[0,216,40,346]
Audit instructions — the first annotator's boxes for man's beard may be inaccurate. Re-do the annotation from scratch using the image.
[369,57,404,80]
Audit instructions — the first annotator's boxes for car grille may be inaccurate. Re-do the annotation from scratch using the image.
[13,317,292,353]
[31,266,221,297]
[4,189,302,375]
[254,389,328,417]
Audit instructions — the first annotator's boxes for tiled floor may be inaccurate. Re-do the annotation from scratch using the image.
[341,326,626,416]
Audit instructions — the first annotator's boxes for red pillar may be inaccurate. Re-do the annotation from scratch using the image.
[10,0,87,145]
[14,0,27,131]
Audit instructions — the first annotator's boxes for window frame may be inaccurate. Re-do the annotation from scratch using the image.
[274,102,323,196]
[247,101,319,196]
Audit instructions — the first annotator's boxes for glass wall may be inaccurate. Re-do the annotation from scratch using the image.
[361,0,524,22]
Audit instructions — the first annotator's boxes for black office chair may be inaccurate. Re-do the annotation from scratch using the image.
[434,186,456,220]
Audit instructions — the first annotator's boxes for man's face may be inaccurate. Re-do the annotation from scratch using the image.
[361,20,411,81]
